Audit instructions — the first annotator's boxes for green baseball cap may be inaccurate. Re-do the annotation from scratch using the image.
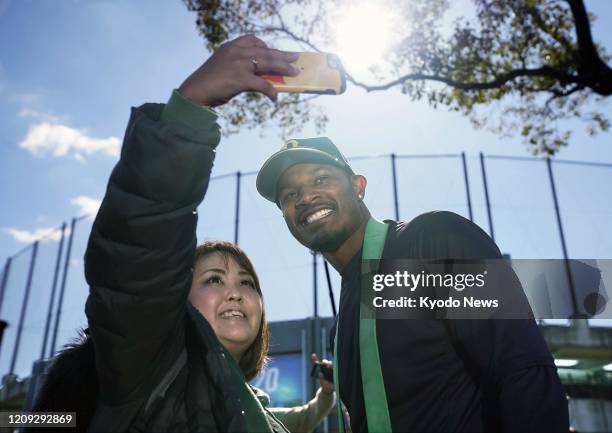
[256,137,354,204]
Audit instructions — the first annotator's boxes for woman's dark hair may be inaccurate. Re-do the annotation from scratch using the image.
[194,241,269,381]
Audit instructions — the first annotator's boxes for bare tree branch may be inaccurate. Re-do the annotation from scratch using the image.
[566,0,612,93]
[567,0,604,65]
[544,84,585,108]
[262,25,322,52]
[347,66,581,93]
[263,20,586,96]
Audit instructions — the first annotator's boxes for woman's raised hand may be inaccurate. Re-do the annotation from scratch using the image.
[178,34,299,106]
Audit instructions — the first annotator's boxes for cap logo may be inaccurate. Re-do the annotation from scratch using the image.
[282,139,300,150]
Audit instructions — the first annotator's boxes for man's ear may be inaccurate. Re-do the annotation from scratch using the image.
[351,175,367,199]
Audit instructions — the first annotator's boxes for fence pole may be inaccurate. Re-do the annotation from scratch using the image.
[461,152,473,221]
[0,257,10,357]
[234,171,241,244]
[479,152,495,241]
[0,321,7,357]
[50,218,76,357]
[40,222,67,360]
[546,159,579,316]
[0,257,13,316]
[313,252,318,318]
[390,153,399,220]
[9,241,39,375]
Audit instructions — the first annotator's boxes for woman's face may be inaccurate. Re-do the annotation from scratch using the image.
[189,252,263,361]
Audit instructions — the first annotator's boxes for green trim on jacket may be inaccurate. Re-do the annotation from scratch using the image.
[161,89,218,127]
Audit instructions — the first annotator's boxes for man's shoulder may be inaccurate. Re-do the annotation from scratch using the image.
[384,211,500,258]
[391,210,474,235]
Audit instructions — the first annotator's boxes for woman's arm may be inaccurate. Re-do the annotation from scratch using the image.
[85,35,299,408]
[269,388,335,433]
[85,96,220,404]
[269,354,335,433]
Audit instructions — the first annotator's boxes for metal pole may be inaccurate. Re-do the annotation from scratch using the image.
[9,241,39,375]
[320,326,329,432]
[234,171,241,244]
[461,152,473,221]
[479,152,495,241]
[390,153,399,220]
[301,328,307,403]
[311,316,321,398]
[546,159,579,316]
[40,222,67,360]
[50,218,76,357]
[0,321,7,355]
[323,261,337,317]
[313,252,318,318]
[0,257,13,316]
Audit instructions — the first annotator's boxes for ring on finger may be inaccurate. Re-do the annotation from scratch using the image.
[251,57,258,73]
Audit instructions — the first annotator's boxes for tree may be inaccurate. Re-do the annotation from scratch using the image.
[183,0,611,155]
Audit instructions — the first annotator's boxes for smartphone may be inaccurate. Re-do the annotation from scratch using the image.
[263,52,346,95]
[310,361,334,383]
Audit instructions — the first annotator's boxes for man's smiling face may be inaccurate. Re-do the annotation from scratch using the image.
[277,163,366,252]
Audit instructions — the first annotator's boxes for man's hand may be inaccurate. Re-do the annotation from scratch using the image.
[178,34,299,106]
[311,353,335,395]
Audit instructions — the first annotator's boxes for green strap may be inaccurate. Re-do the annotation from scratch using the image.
[360,218,392,432]
[334,217,392,432]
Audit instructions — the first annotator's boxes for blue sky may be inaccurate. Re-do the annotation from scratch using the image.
[0,0,611,377]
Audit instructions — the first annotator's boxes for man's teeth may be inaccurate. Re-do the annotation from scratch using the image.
[305,209,333,225]
[221,310,245,318]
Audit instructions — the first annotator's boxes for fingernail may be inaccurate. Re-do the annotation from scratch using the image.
[287,52,300,61]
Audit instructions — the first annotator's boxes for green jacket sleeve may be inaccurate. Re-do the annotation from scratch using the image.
[84,93,220,405]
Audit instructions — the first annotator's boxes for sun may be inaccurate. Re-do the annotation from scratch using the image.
[333,2,395,75]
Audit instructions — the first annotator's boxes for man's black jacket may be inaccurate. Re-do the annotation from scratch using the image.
[332,213,569,432]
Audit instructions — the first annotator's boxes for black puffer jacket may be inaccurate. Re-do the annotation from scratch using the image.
[85,100,286,433]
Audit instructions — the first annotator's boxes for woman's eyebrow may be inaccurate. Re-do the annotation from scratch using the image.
[199,267,226,277]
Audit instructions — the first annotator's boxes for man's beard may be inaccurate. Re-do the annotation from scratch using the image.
[303,221,359,253]
[308,230,347,252]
